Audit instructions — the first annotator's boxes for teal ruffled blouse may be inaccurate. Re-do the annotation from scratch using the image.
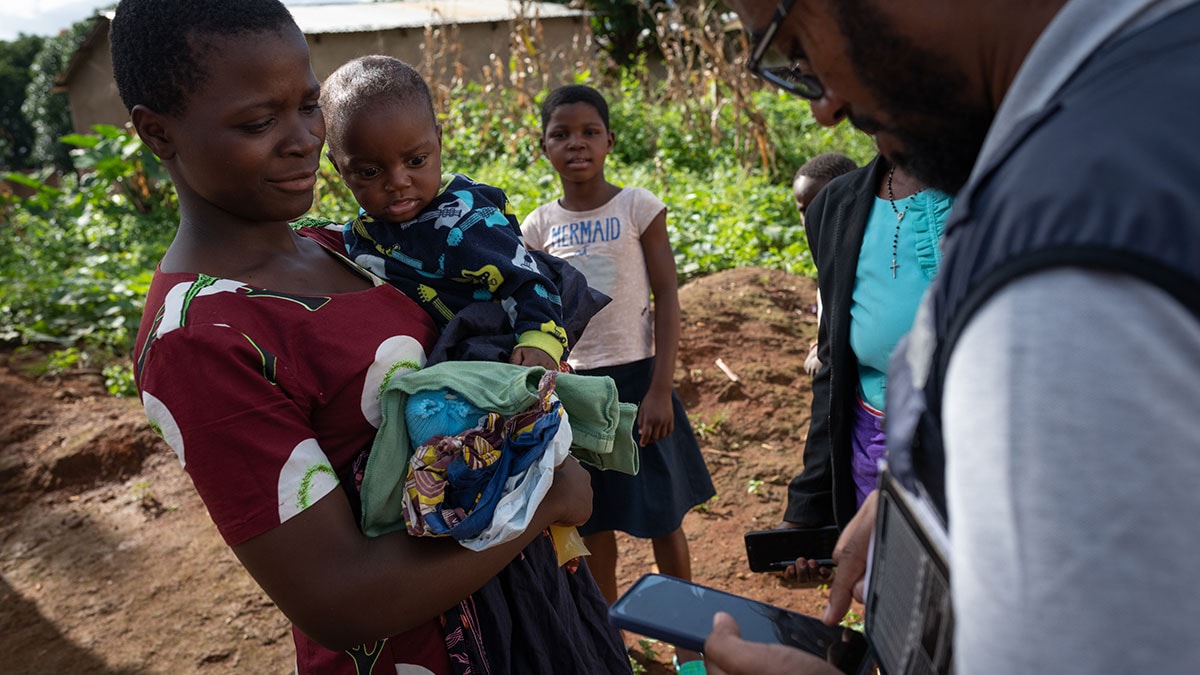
[850,189,954,412]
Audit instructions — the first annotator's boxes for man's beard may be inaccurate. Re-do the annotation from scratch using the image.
[832,2,994,193]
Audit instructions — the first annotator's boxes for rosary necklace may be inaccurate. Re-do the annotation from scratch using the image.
[886,166,923,278]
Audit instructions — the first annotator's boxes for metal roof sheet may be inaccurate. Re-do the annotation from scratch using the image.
[286,0,586,35]
[55,1,587,87]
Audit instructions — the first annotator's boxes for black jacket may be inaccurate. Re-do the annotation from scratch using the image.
[784,155,888,528]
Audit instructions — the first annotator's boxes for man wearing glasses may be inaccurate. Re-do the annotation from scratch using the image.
[707,1,1200,673]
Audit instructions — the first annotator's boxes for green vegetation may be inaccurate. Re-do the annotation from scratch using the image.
[2,124,174,383]
[628,637,661,671]
[0,20,89,171]
[689,409,728,440]
[0,34,45,170]
[21,22,92,170]
[841,608,865,633]
[1,2,873,393]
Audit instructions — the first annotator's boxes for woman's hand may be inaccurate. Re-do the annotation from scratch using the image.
[542,456,593,527]
[783,556,835,586]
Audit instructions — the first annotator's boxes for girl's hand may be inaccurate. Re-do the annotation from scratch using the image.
[636,388,675,446]
[542,456,593,527]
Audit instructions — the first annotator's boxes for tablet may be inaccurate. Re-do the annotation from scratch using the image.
[610,573,869,671]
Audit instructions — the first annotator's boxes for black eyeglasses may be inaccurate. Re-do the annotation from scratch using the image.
[746,0,825,100]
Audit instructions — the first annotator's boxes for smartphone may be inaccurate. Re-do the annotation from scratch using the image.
[610,574,868,670]
[744,526,840,572]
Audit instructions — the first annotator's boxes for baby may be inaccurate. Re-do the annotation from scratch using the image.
[321,55,568,370]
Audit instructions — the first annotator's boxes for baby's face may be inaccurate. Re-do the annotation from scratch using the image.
[332,100,443,222]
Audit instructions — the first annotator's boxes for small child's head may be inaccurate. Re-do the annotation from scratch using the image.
[538,85,614,184]
[792,152,858,218]
[321,56,443,223]
[540,85,610,134]
[111,0,323,224]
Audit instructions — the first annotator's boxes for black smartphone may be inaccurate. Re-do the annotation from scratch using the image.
[744,526,841,572]
[610,574,868,671]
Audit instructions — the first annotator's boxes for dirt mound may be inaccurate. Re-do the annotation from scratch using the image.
[0,355,163,512]
[676,266,818,447]
[0,267,836,674]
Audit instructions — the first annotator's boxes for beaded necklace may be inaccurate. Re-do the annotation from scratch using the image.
[886,166,924,279]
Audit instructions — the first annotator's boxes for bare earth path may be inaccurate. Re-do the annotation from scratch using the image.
[0,267,851,674]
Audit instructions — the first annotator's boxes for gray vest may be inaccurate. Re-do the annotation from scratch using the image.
[887,3,1200,519]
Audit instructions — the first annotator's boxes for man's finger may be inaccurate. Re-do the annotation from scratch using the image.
[703,612,742,675]
[822,490,876,624]
[705,611,839,675]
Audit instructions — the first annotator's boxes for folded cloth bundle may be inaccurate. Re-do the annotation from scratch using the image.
[401,374,571,550]
[361,360,640,540]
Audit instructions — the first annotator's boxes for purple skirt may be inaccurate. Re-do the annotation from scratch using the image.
[851,397,887,507]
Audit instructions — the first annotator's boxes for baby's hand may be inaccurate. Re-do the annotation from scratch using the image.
[510,346,559,371]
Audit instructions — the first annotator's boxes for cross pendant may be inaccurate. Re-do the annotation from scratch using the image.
[890,259,899,278]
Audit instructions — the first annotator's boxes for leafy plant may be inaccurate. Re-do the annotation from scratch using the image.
[131,478,177,516]
[103,362,137,398]
[690,409,727,440]
[840,608,865,633]
[1,124,173,364]
[692,495,718,514]
[43,347,84,374]
[636,637,660,660]
[0,34,44,170]
[21,20,91,170]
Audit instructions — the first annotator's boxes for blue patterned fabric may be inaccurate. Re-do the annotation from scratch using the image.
[344,173,569,359]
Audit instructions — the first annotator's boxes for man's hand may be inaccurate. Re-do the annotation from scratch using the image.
[822,490,876,625]
[704,612,841,675]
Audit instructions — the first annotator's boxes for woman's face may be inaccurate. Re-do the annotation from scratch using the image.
[163,26,325,226]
